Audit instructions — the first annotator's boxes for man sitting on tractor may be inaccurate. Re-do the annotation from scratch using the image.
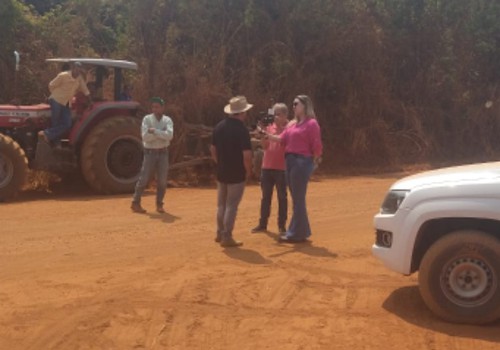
[39,61,92,147]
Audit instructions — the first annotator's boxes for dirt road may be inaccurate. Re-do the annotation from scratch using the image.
[1,176,498,349]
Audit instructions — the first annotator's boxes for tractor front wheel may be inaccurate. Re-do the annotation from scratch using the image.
[80,117,143,194]
[0,134,28,201]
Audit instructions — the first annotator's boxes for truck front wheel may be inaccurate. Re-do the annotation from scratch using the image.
[0,134,28,201]
[418,230,500,324]
[80,117,142,194]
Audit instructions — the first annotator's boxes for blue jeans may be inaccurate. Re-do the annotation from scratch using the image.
[45,98,72,143]
[285,154,314,240]
[259,169,287,228]
[132,149,169,206]
[216,181,245,241]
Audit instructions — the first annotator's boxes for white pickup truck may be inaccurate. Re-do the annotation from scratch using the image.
[373,162,500,324]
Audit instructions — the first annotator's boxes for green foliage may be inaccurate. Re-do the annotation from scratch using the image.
[2,0,500,168]
[0,1,38,102]
[22,0,68,14]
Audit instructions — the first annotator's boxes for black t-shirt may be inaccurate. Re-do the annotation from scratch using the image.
[212,117,252,183]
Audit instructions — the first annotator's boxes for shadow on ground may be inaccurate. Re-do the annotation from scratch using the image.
[383,286,500,343]
[268,243,338,259]
[147,211,181,223]
[260,231,338,259]
[10,171,217,204]
[223,248,272,265]
[14,188,132,203]
[13,182,211,204]
[14,173,119,203]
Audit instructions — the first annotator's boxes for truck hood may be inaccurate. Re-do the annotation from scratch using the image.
[392,162,500,190]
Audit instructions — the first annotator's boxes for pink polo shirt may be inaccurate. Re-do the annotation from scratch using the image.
[281,118,323,157]
[262,123,286,170]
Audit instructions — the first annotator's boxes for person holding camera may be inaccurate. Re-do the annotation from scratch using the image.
[252,103,289,234]
[261,95,322,243]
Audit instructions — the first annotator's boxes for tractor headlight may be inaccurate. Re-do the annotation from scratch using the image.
[380,190,409,214]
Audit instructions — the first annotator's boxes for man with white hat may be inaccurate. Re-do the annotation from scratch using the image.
[210,95,253,247]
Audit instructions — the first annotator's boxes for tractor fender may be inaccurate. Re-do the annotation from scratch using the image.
[69,101,141,149]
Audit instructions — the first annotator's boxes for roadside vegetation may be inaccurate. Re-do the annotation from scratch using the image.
[1,0,500,171]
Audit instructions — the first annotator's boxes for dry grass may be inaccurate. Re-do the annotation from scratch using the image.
[25,170,61,193]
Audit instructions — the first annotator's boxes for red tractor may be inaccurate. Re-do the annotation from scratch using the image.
[0,58,144,201]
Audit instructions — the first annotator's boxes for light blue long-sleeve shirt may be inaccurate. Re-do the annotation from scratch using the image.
[141,113,174,149]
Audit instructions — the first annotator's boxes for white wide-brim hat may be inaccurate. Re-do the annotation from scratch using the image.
[224,95,254,114]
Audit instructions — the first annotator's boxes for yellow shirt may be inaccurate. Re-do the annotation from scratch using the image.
[48,72,90,105]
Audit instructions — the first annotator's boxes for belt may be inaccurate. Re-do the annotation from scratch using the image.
[285,153,312,159]
[144,148,168,154]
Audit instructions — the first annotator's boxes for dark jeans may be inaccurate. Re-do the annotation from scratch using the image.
[285,153,314,240]
[258,169,287,228]
[45,98,72,143]
[132,149,169,206]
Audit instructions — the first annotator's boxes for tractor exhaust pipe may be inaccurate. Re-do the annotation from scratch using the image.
[14,51,20,71]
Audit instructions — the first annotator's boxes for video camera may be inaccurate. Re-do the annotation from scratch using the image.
[257,111,275,127]
[250,100,275,133]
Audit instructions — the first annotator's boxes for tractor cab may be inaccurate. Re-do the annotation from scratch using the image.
[46,58,138,103]
[43,58,140,144]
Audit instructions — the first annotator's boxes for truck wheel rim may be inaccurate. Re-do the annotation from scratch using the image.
[0,154,14,188]
[442,257,496,307]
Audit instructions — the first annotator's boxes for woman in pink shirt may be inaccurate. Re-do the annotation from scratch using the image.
[264,95,323,242]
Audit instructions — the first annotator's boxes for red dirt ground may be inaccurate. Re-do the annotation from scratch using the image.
[1,176,499,349]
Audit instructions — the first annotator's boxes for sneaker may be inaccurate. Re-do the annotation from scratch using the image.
[279,226,287,234]
[156,206,165,213]
[220,238,243,247]
[251,225,267,233]
[131,202,146,213]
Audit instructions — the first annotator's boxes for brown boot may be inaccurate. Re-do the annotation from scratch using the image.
[131,202,146,213]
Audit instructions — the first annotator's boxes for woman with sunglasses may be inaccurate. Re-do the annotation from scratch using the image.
[261,95,323,242]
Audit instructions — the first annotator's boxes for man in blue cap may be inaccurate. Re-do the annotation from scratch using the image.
[131,97,174,213]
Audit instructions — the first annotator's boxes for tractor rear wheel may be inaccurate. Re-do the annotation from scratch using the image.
[0,134,28,201]
[80,117,142,194]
